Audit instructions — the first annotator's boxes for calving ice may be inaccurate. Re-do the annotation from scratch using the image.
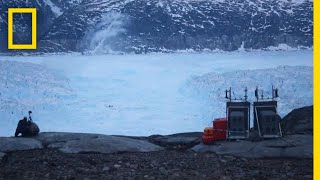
[0,52,312,137]
[202,86,282,144]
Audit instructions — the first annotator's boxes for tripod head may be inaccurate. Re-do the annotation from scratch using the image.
[28,111,33,122]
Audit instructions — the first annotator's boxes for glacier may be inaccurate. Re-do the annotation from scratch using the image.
[0,50,313,136]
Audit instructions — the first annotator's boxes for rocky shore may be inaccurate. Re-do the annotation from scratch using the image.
[0,106,313,179]
[0,132,313,180]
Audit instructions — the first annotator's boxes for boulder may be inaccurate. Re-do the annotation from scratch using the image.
[0,137,43,152]
[281,106,313,135]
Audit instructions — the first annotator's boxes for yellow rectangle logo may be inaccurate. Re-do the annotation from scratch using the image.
[8,8,37,50]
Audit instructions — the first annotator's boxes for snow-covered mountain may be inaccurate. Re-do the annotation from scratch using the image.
[0,0,313,54]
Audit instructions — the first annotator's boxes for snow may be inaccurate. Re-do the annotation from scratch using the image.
[266,43,305,51]
[43,0,63,17]
[0,50,313,137]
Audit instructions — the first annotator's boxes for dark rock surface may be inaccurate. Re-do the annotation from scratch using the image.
[248,129,263,142]
[38,132,164,153]
[57,134,163,154]
[0,132,312,158]
[147,132,202,150]
[0,137,43,152]
[281,105,313,135]
[192,135,312,159]
[1,132,163,154]
[0,152,5,161]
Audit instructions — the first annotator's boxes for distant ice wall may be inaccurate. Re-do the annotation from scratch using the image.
[187,66,313,123]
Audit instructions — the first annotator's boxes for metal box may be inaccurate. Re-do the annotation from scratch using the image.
[253,101,282,138]
[226,102,250,139]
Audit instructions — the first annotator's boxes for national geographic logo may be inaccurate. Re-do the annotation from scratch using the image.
[8,8,37,50]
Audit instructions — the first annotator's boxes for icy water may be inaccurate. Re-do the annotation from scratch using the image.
[0,50,313,136]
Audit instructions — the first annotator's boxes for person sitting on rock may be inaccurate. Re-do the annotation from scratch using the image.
[15,117,40,137]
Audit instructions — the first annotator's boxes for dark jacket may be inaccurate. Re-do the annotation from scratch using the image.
[15,118,40,137]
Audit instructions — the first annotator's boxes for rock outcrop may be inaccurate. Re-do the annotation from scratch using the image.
[0,137,43,152]
[0,131,312,158]
[192,134,312,159]
[0,132,163,154]
[281,105,313,135]
[37,132,163,154]
[147,132,202,150]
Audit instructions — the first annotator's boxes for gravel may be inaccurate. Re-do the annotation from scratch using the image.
[0,149,312,180]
